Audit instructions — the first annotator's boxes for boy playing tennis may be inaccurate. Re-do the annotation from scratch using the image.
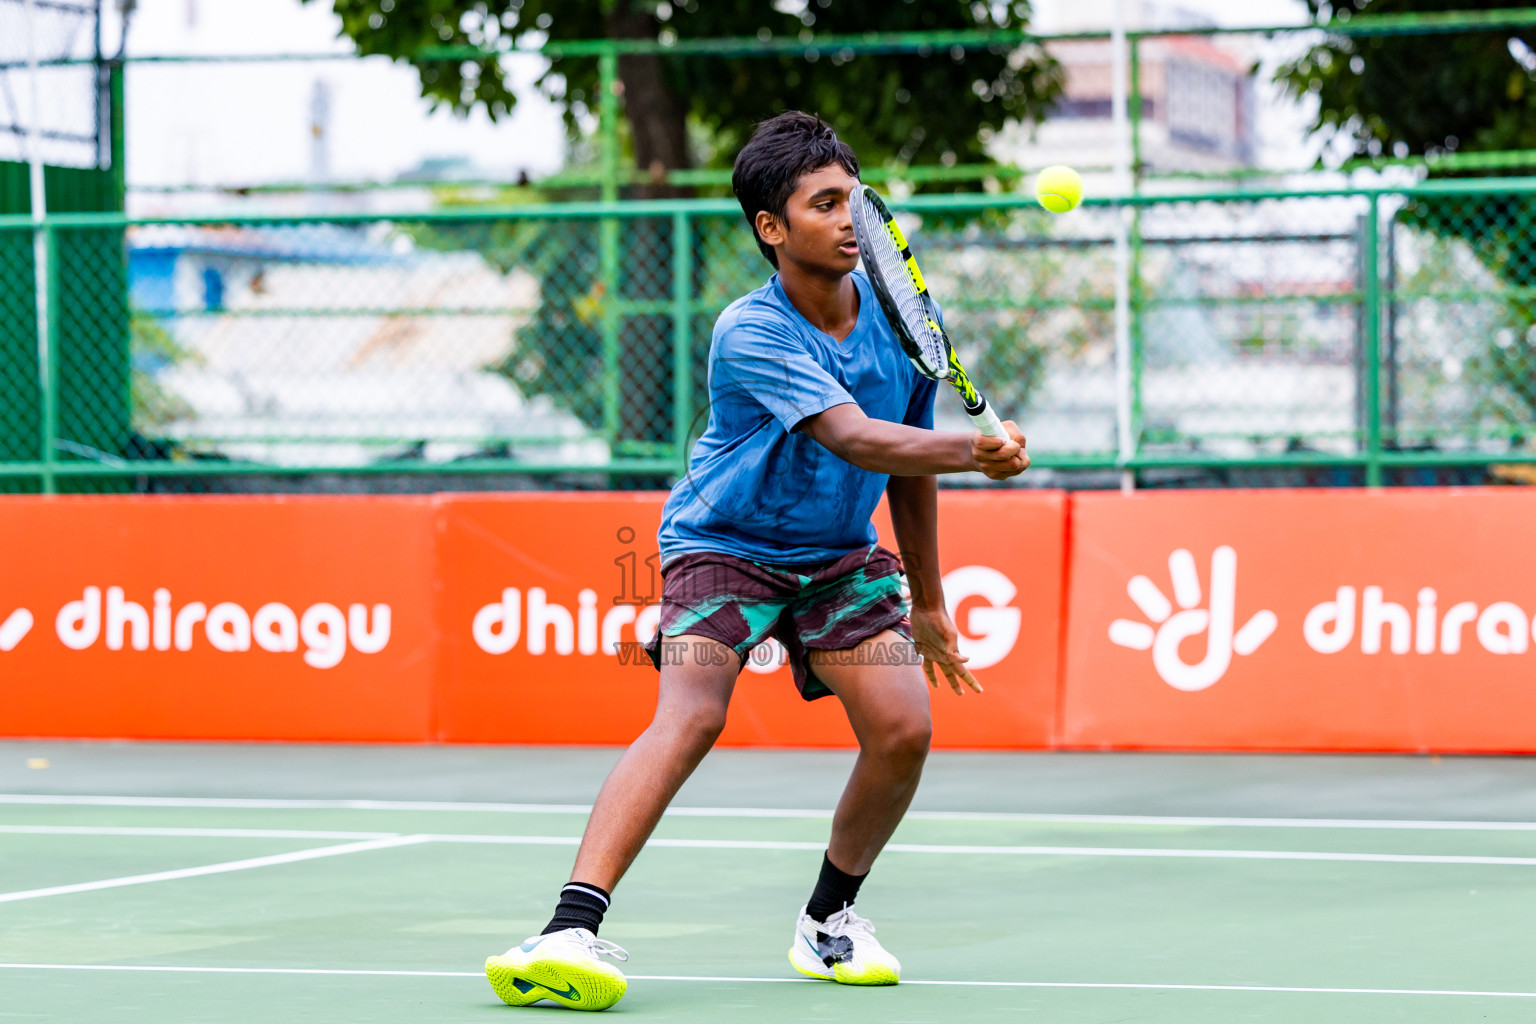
[486,111,1029,1011]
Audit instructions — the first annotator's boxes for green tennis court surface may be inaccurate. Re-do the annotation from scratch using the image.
[6,744,1536,1022]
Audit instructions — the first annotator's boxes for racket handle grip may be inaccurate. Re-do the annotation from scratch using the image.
[969,403,1010,440]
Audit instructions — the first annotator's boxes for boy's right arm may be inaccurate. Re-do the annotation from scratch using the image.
[801,402,1029,480]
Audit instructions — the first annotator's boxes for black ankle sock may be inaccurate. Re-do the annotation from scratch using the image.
[542,882,611,936]
[805,852,867,923]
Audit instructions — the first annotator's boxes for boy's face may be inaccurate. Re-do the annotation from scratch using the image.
[756,163,861,276]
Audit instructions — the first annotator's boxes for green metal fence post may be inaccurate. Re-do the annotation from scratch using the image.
[1362,192,1383,487]
[109,60,126,207]
[1129,223,1144,454]
[671,209,692,472]
[39,221,57,494]
[1128,36,1145,454]
[598,46,621,443]
[1129,36,1143,179]
[598,49,620,203]
[600,227,621,444]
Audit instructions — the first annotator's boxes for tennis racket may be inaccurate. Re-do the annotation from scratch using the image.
[849,183,1009,439]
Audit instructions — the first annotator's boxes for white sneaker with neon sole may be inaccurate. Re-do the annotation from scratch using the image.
[485,928,629,1011]
[787,905,901,985]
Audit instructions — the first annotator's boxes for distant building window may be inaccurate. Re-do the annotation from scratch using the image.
[1166,59,1246,158]
[202,266,225,312]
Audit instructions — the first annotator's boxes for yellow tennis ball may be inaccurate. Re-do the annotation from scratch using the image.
[1036,165,1083,214]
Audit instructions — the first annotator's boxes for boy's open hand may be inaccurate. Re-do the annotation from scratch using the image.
[910,606,983,695]
[971,422,1029,480]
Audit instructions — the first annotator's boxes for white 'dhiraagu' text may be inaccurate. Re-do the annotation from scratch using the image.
[52,587,390,669]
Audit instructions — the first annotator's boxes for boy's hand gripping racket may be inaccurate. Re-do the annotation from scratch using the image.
[848,183,1009,439]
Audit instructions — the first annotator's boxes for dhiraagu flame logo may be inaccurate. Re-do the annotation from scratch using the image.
[1108,546,1277,692]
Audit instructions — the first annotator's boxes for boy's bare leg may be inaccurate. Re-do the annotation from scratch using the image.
[568,634,739,891]
[811,629,933,874]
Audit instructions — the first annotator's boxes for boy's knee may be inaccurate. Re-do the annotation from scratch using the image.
[876,713,932,767]
[667,697,730,749]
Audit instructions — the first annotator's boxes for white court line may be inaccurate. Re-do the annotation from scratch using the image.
[424,833,1536,866]
[0,825,398,840]
[1,963,1534,999]
[10,825,1536,867]
[0,963,482,978]
[0,794,593,814]
[881,844,1536,866]
[898,811,1536,832]
[0,835,428,904]
[9,793,1536,832]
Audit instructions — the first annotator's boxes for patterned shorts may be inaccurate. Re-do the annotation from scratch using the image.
[643,545,913,701]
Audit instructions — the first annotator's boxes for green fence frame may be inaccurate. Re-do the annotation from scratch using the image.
[17,9,1536,196]
[1,56,127,495]
[7,12,1536,490]
[3,175,1535,492]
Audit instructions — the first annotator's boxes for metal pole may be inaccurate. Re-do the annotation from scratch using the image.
[24,0,56,494]
[109,60,125,205]
[598,49,620,203]
[93,0,105,167]
[1362,193,1383,487]
[598,47,621,443]
[1128,35,1144,461]
[1111,0,1134,493]
[671,209,692,472]
[1384,214,1399,442]
[1129,35,1142,180]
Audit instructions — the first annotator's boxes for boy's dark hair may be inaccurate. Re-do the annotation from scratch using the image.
[731,111,859,268]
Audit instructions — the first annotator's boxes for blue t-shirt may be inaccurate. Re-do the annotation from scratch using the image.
[658,270,938,566]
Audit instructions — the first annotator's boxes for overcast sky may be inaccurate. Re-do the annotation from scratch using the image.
[116,0,564,200]
[1030,0,1309,32]
[102,0,1311,205]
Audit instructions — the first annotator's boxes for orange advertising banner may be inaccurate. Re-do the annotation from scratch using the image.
[0,496,437,742]
[11,488,1536,751]
[432,491,1066,748]
[1061,488,1536,752]
[0,492,1064,747]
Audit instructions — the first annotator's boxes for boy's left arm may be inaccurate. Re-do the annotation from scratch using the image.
[886,474,982,695]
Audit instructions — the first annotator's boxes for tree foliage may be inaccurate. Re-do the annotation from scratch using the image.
[1276,1,1536,431]
[1277,0,1536,159]
[316,2,1064,455]
[316,0,1061,184]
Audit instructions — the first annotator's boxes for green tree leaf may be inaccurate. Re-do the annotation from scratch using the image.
[314,0,1060,186]
[1276,2,1536,431]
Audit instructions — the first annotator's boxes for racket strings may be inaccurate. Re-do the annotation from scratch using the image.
[853,195,947,371]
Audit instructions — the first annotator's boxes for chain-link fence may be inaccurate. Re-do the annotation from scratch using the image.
[108,14,1536,203]
[0,0,105,171]
[0,0,116,222]
[1388,188,1536,457]
[2,180,1534,492]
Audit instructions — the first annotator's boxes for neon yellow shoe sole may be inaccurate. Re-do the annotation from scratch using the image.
[787,949,900,986]
[485,950,627,1011]
[832,960,900,986]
